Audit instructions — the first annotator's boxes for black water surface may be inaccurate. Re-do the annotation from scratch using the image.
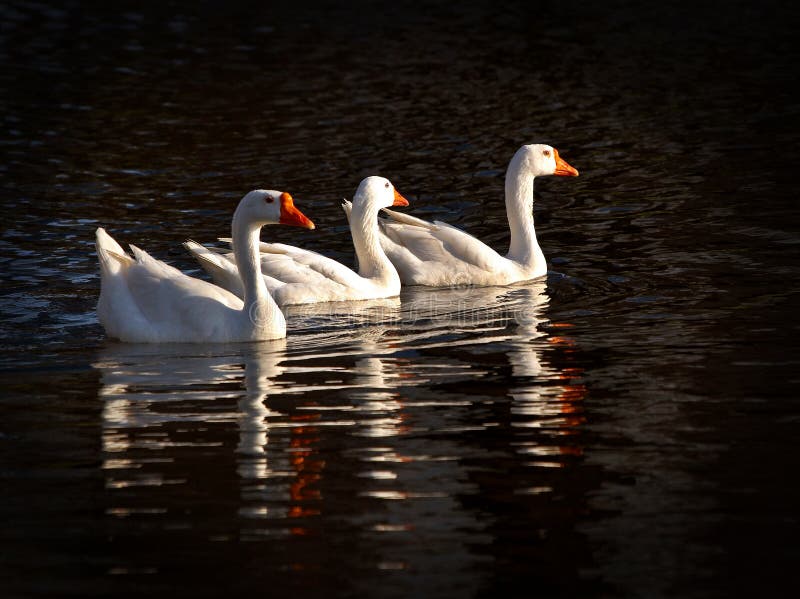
[2,1,800,598]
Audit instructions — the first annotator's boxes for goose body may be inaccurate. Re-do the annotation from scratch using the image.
[370,144,578,287]
[186,176,409,307]
[96,190,314,343]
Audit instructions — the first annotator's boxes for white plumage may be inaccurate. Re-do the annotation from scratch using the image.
[95,189,314,343]
[365,144,579,287]
[186,176,409,306]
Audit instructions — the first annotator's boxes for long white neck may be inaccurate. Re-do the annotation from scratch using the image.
[231,208,283,331]
[350,197,399,285]
[504,156,545,271]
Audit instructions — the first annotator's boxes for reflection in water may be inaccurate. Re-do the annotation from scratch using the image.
[6,0,796,594]
[506,286,587,466]
[235,341,286,519]
[351,336,407,440]
[92,282,588,588]
[96,341,288,497]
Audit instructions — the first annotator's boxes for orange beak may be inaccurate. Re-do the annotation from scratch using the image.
[393,189,410,207]
[279,192,315,229]
[553,148,579,177]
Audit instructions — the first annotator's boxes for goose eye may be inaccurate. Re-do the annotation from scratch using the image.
[543,150,551,157]
[384,182,390,188]
[264,196,274,204]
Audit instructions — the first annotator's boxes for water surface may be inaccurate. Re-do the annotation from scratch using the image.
[2,1,800,597]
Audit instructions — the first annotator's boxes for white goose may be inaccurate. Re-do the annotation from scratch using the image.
[95,190,315,343]
[185,176,409,306]
[370,144,578,287]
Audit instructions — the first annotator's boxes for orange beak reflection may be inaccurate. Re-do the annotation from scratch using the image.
[553,148,579,177]
[279,192,315,229]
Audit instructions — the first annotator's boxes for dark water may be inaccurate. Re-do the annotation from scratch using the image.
[2,1,800,597]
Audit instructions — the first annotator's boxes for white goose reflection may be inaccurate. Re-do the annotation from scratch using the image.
[505,283,550,377]
[502,282,587,466]
[235,342,287,484]
[351,340,406,439]
[94,341,286,493]
[284,297,401,352]
[398,280,548,346]
[280,298,408,440]
[92,281,585,569]
[395,281,585,467]
[93,302,412,527]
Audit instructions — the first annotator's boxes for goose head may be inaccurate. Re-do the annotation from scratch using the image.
[513,144,579,178]
[235,189,315,229]
[353,176,409,211]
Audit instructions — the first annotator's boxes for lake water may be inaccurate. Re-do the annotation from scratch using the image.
[2,1,799,597]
